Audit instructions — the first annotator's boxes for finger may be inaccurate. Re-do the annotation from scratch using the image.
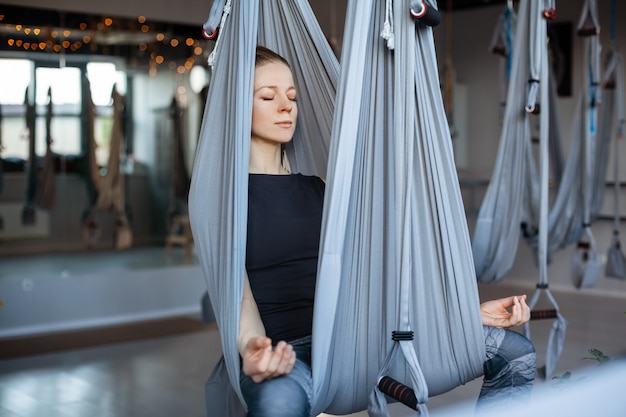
[275,345,295,375]
[509,297,523,326]
[265,341,287,375]
[520,297,530,322]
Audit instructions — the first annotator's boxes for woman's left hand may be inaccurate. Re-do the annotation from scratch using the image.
[480,295,531,329]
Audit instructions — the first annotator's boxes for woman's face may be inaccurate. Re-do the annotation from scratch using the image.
[251,61,298,146]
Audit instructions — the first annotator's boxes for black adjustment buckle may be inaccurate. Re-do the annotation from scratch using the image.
[392,331,414,341]
[536,283,549,289]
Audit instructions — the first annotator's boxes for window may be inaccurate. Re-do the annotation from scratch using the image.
[0,58,128,166]
[35,66,82,156]
[0,59,33,160]
[87,62,127,166]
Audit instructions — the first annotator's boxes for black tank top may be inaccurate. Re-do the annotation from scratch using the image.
[246,173,325,342]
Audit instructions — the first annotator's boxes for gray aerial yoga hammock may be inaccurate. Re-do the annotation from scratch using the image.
[22,85,38,225]
[546,0,604,289]
[94,87,132,250]
[189,0,484,416]
[472,0,546,284]
[0,102,3,229]
[474,0,566,378]
[38,87,56,210]
[604,48,626,280]
[489,1,517,120]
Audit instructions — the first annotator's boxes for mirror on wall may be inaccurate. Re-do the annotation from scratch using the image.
[0,5,210,257]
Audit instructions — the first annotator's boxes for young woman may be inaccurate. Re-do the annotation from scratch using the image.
[238,46,536,417]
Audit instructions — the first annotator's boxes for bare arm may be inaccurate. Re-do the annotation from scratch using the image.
[239,271,296,382]
[238,272,267,356]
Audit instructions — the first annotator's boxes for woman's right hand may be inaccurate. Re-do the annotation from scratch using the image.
[241,336,296,383]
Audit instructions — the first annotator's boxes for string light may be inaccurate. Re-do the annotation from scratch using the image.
[3,10,206,76]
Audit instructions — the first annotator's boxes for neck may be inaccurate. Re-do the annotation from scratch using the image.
[249,140,289,174]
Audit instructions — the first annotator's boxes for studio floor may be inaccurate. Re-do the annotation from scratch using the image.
[0,279,624,417]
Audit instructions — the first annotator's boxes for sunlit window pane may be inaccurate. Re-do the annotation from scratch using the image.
[35,116,82,156]
[87,62,126,106]
[0,59,32,104]
[36,67,81,106]
[1,118,30,159]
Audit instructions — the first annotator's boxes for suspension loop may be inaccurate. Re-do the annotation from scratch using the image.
[543,7,556,20]
[525,103,541,114]
[201,0,226,40]
[202,27,219,40]
[410,0,441,27]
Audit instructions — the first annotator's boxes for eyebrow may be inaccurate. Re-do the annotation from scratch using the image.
[254,85,297,93]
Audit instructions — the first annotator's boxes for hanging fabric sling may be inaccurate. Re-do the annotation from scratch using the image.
[604,49,626,279]
[565,0,603,289]
[80,74,103,247]
[515,0,566,380]
[22,85,38,225]
[472,0,540,283]
[519,0,604,289]
[168,95,191,209]
[603,0,625,281]
[94,87,132,250]
[189,1,484,416]
[489,1,516,121]
[38,87,56,210]
[0,102,4,230]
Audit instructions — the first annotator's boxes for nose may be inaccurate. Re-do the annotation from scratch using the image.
[278,95,292,112]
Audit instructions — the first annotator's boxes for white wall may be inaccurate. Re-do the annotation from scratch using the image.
[0,252,207,338]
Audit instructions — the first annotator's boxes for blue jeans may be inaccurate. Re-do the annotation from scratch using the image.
[239,329,535,416]
[477,325,536,412]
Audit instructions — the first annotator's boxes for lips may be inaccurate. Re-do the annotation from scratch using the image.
[275,121,293,127]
